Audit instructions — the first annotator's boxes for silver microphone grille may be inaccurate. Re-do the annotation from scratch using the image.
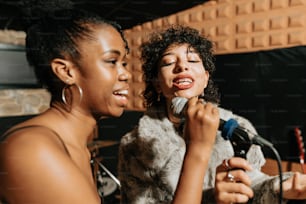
[171,97,188,116]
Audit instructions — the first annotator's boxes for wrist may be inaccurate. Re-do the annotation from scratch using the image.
[186,142,213,163]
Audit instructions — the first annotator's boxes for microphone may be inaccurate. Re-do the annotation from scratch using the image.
[172,97,285,200]
[171,97,274,151]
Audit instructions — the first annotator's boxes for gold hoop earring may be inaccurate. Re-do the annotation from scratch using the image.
[61,84,83,105]
[62,85,69,105]
[75,84,83,103]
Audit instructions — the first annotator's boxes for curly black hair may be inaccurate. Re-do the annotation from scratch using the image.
[141,25,220,107]
[25,7,128,102]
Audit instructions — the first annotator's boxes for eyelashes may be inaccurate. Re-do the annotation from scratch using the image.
[105,59,128,67]
[122,62,128,67]
[160,59,201,67]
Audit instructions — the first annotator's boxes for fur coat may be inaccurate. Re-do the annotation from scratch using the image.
[118,106,293,204]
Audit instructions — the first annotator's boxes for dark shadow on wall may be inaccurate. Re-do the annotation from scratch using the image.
[214,46,306,161]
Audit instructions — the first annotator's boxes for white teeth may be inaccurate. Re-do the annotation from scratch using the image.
[114,90,128,95]
[176,78,192,84]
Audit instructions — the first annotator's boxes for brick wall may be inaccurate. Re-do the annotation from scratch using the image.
[0,89,50,117]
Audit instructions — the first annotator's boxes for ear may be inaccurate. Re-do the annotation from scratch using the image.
[204,70,210,88]
[51,58,76,84]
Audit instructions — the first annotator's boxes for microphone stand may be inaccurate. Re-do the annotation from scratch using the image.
[96,161,121,188]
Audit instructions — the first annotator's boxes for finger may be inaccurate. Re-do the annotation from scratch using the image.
[292,172,303,192]
[292,172,298,189]
[224,158,230,170]
[221,182,254,197]
[224,171,235,183]
[186,96,199,108]
[228,157,253,171]
[198,103,220,126]
[187,101,217,123]
[215,171,228,182]
[216,185,253,204]
[216,169,252,186]
[217,158,252,172]
[231,192,253,203]
[198,97,206,104]
[203,103,220,118]
[227,169,252,186]
[185,97,203,118]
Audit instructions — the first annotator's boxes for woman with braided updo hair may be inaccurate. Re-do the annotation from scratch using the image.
[0,3,131,203]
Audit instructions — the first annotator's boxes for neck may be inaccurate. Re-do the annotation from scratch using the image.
[47,102,97,147]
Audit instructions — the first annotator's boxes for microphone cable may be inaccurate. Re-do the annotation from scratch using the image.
[223,120,283,204]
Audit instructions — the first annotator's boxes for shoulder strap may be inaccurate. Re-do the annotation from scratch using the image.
[1,125,70,157]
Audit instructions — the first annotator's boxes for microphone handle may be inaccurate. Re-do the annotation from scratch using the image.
[220,119,251,159]
[230,128,251,159]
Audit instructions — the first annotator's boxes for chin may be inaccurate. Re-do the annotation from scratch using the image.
[175,93,197,99]
[111,108,125,117]
[96,108,124,120]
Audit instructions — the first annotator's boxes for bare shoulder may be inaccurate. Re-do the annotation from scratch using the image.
[0,125,70,182]
[1,125,68,157]
[0,126,100,203]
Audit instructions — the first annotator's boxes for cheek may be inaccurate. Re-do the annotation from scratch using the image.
[96,68,116,85]
[157,70,171,88]
[195,69,208,87]
[82,70,115,96]
[158,77,173,93]
[159,68,174,82]
[198,80,207,90]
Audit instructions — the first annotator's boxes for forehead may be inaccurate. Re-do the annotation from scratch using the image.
[77,25,126,54]
[163,43,195,54]
[162,43,197,57]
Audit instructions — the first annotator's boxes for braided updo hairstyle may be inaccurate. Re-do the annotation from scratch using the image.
[22,0,128,102]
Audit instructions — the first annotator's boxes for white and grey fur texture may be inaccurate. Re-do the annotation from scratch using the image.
[118,103,293,204]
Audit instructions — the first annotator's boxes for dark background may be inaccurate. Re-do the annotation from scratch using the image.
[0,0,206,31]
[214,46,306,161]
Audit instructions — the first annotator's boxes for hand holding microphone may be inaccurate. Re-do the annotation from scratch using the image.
[172,97,273,147]
[172,97,256,203]
[172,97,220,149]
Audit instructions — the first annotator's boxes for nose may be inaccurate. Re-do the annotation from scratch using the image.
[119,68,131,82]
[174,59,189,72]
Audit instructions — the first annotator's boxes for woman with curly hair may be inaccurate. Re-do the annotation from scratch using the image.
[118,25,306,203]
[118,25,220,204]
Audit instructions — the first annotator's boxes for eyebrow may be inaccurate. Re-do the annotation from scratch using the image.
[103,50,128,58]
[161,52,173,58]
[161,49,197,58]
[104,50,121,55]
